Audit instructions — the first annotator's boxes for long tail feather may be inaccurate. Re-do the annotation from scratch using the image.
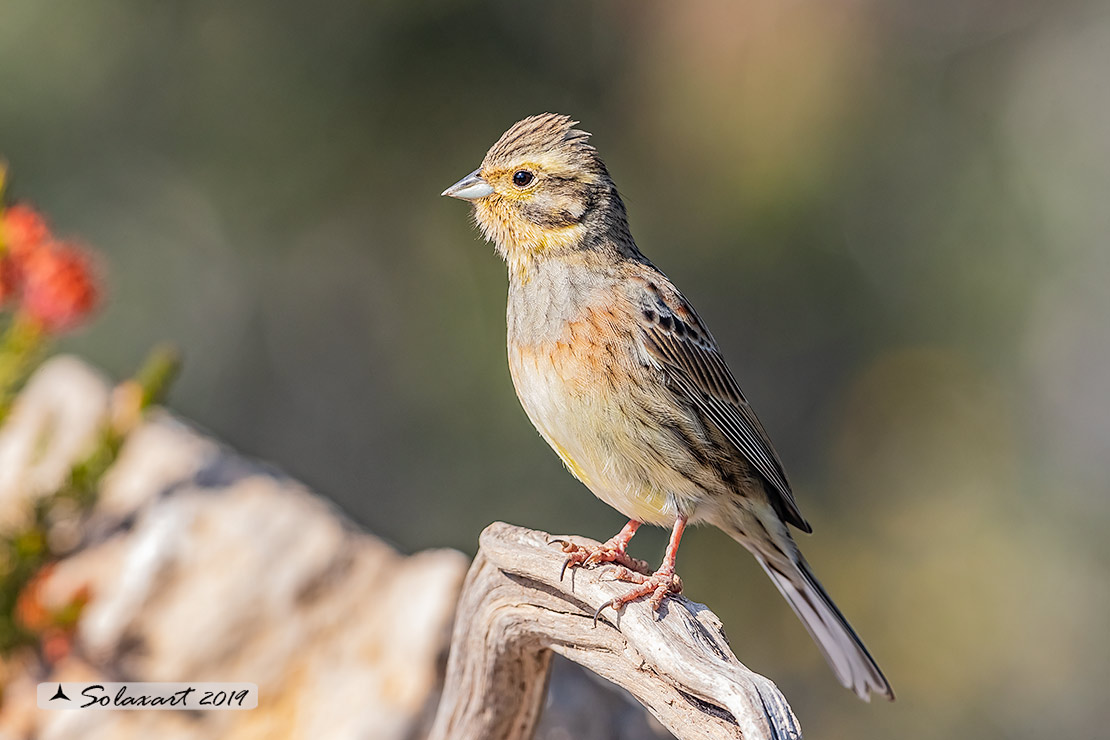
[756,554,894,701]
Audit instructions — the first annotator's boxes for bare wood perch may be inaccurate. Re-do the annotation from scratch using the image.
[429,523,802,740]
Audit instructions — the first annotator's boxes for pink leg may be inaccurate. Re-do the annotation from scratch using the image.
[657,516,685,577]
[594,516,687,626]
[555,519,651,580]
[606,520,642,553]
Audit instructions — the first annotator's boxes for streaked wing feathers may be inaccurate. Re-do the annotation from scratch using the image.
[636,280,811,533]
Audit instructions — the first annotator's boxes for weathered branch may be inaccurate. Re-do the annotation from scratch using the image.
[429,522,802,740]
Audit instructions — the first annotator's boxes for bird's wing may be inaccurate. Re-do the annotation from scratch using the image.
[635,277,812,533]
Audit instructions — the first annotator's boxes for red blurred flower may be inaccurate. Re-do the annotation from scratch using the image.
[15,563,91,664]
[1,204,50,260]
[14,563,54,633]
[42,628,75,664]
[0,201,101,332]
[0,254,18,305]
[19,242,99,332]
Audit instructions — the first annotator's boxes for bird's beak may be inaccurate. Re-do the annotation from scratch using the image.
[441,169,494,201]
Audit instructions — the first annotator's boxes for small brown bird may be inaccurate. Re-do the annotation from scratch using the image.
[443,113,893,701]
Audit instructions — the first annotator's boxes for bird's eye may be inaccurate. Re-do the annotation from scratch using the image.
[512,170,534,187]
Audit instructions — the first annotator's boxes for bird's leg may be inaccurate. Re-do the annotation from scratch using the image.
[593,516,687,626]
[554,520,650,580]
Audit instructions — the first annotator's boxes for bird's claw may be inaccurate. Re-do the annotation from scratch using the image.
[591,570,683,627]
[556,540,651,583]
[558,541,589,581]
[560,554,576,581]
[549,539,586,580]
[597,565,624,581]
[593,597,619,628]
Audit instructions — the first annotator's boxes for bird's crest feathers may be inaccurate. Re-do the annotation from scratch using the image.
[483,113,595,170]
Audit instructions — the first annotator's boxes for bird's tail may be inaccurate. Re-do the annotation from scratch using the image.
[753,549,894,701]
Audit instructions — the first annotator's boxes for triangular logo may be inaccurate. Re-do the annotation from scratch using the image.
[50,684,70,701]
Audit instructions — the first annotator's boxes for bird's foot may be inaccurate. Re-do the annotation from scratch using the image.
[592,567,683,626]
[550,538,651,581]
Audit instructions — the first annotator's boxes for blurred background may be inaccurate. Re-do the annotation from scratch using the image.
[2,0,1108,736]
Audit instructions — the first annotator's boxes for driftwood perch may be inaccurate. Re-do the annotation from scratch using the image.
[429,523,802,740]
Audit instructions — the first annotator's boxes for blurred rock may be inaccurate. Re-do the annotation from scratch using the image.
[0,356,469,740]
[0,357,109,530]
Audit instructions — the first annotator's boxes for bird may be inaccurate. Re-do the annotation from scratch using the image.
[442,112,893,701]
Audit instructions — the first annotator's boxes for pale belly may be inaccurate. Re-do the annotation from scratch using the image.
[508,342,707,526]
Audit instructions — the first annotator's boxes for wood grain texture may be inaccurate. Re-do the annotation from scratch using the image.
[429,522,802,740]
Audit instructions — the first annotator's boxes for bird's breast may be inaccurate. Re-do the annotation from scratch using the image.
[507,298,696,525]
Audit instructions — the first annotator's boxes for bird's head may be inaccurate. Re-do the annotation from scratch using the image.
[442,113,630,275]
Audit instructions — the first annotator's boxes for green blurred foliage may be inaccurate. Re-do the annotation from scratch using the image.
[2,0,1109,736]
